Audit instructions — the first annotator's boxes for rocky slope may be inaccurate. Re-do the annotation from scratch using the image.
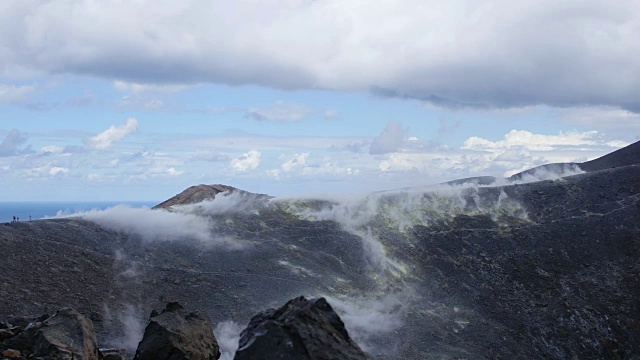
[1,142,639,359]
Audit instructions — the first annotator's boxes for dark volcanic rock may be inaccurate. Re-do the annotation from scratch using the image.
[100,348,128,360]
[134,302,220,360]
[234,296,367,360]
[509,140,640,180]
[579,139,640,171]
[4,308,99,360]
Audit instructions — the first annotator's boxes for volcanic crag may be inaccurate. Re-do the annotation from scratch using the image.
[1,141,639,359]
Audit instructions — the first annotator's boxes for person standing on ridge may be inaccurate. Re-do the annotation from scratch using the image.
[12,216,15,222]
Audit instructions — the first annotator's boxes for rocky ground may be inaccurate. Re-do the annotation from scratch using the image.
[1,143,639,359]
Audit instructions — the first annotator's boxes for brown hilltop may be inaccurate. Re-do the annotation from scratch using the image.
[152,184,241,209]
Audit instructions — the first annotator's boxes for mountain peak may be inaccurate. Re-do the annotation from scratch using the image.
[152,184,241,209]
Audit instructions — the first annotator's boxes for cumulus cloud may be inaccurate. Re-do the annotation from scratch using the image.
[379,153,443,173]
[269,153,360,181]
[85,118,139,150]
[370,122,408,154]
[40,145,64,154]
[245,101,312,122]
[165,167,183,176]
[2,2,640,111]
[462,130,602,152]
[24,163,73,179]
[231,150,261,172]
[375,135,604,182]
[0,129,29,156]
[281,153,309,172]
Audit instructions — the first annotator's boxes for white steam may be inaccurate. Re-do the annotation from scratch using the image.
[280,182,528,275]
[117,304,145,351]
[506,163,585,183]
[60,204,247,249]
[174,192,266,216]
[82,205,211,242]
[101,303,145,352]
[214,321,244,360]
[326,292,411,355]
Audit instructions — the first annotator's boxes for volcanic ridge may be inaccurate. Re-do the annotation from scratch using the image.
[1,141,639,359]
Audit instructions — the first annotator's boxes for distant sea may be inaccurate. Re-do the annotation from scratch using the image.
[0,201,158,223]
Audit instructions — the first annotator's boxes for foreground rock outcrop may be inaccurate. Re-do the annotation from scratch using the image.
[235,296,367,360]
[134,302,220,360]
[2,308,100,360]
[1,299,367,360]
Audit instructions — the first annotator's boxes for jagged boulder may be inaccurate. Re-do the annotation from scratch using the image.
[234,296,366,360]
[3,308,100,360]
[134,302,220,360]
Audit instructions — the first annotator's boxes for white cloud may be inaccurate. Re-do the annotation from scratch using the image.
[281,153,309,172]
[269,153,360,180]
[376,127,626,181]
[607,140,631,148]
[231,150,261,172]
[300,160,360,177]
[245,101,312,122]
[379,153,450,174]
[0,84,34,104]
[41,145,64,154]
[24,163,71,179]
[370,122,408,154]
[85,118,139,150]
[166,167,183,176]
[462,130,602,152]
[48,166,69,176]
[2,2,640,111]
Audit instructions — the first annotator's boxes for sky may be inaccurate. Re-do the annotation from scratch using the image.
[1,0,639,201]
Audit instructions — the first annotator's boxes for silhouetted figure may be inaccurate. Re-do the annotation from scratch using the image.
[12,216,15,222]
[16,216,19,222]
[29,214,32,221]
